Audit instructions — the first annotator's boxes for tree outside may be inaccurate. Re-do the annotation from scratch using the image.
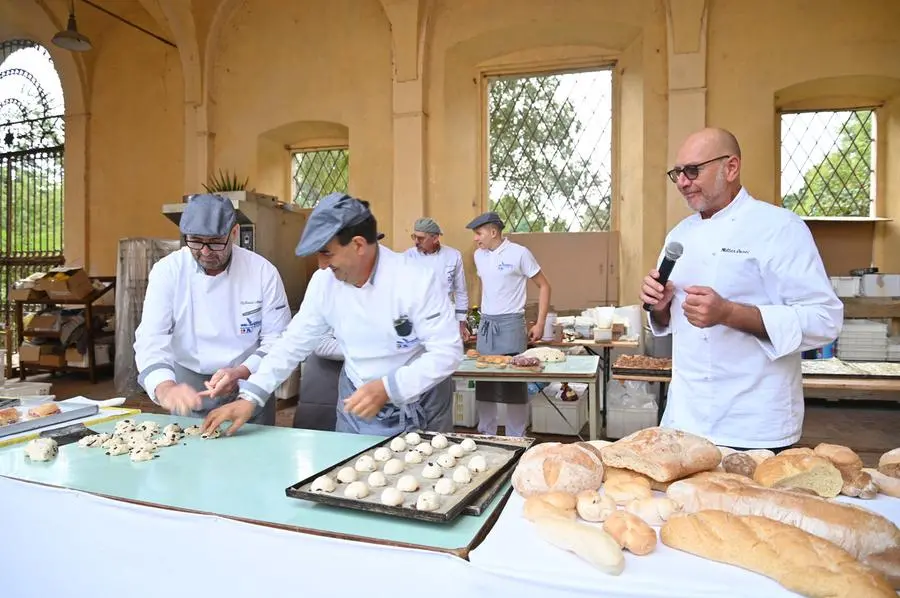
[781,110,874,218]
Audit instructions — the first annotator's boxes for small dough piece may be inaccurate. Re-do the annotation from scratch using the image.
[575,490,617,522]
[163,423,183,436]
[452,466,473,484]
[114,419,137,435]
[130,447,157,462]
[336,466,358,483]
[603,511,658,555]
[460,438,477,452]
[381,487,404,506]
[397,475,419,492]
[447,444,465,459]
[436,453,457,469]
[434,478,457,495]
[373,447,393,462]
[311,476,337,492]
[24,438,58,462]
[431,434,449,449]
[153,432,182,448]
[355,455,377,472]
[389,437,408,452]
[101,435,124,450]
[106,442,131,456]
[467,455,488,473]
[422,463,443,479]
[137,421,160,434]
[367,471,387,488]
[416,491,440,511]
[200,428,221,439]
[404,450,424,464]
[184,425,202,436]
[344,481,369,499]
[415,443,434,456]
[404,432,422,446]
[383,458,405,475]
[78,434,103,448]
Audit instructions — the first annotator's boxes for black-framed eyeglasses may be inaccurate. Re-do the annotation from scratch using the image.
[666,155,731,183]
[185,239,229,251]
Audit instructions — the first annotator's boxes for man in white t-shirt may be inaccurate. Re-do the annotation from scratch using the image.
[467,211,551,437]
[403,217,470,341]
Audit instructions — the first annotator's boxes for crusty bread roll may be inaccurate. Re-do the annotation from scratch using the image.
[532,517,625,575]
[625,497,682,526]
[779,447,815,457]
[842,470,878,499]
[603,466,669,492]
[523,492,577,521]
[575,490,616,522]
[27,402,60,418]
[603,478,652,505]
[661,511,895,598]
[878,448,900,479]
[722,452,758,478]
[814,443,863,475]
[0,407,19,426]
[753,453,843,498]
[743,449,775,464]
[864,468,900,498]
[665,475,900,585]
[599,427,721,483]
[512,442,604,498]
[717,446,738,460]
[603,510,657,555]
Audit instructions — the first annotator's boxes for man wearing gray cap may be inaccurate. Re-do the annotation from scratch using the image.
[403,217,470,341]
[201,193,463,437]
[466,211,551,437]
[134,194,292,425]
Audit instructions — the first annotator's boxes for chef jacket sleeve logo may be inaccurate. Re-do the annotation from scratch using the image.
[240,317,262,335]
[393,315,420,349]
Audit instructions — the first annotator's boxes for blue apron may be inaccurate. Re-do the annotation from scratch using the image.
[334,368,454,435]
[173,363,276,425]
[475,313,528,404]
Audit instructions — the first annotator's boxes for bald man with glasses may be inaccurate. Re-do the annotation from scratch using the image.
[641,128,842,452]
[134,194,292,424]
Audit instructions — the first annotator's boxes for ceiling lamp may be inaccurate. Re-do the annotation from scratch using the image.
[52,0,93,52]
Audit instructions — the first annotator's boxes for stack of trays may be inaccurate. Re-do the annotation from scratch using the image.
[836,319,888,362]
[888,337,900,363]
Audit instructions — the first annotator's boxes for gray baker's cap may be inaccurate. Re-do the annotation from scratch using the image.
[180,194,237,237]
[414,217,442,235]
[295,193,373,256]
[465,211,505,230]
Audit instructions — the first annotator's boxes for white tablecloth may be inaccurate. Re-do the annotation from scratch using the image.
[0,476,480,598]
[468,491,900,598]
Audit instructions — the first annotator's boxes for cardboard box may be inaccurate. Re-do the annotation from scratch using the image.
[25,312,61,334]
[39,354,66,367]
[65,344,111,367]
[19,342,56,363]
[35,267,93,301]
[8,287,47,302]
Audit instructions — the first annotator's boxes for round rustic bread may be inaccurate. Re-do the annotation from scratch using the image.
[512,441,605,498]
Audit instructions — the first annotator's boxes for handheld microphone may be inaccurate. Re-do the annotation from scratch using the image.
[643,241,683,312]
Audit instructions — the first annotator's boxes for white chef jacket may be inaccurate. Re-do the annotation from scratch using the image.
[473,238,541,315]
[239,245,463,408]
[403,245,469,322]
[134,246,292,402]
[649,188,843,448]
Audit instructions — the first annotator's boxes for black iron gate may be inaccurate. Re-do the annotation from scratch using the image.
[1,40,66,376]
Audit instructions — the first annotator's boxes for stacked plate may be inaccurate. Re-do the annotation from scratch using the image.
[836,319,888,362]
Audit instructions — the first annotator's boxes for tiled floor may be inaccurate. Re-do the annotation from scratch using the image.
[32,371,900,467]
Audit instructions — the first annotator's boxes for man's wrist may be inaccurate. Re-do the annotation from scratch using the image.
[232,365,251,380]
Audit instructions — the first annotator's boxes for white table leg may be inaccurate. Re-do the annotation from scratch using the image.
[588,378,599,440]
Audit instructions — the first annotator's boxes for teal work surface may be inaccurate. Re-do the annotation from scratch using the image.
[0,414,508,554]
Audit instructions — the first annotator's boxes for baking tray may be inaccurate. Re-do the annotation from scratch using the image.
[0,402,99,439]
[611,367,672,378]
[457,432,534,516]
[286,431,528,523]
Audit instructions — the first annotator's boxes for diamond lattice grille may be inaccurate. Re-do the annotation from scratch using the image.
[781,110,875,217]
[487,70,613,232]
[291,148,349,208]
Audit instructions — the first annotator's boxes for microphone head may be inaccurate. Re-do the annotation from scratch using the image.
[664,241,684,261]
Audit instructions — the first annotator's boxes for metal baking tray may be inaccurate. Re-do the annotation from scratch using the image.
[0,402,99,439]
[611,367,672,378]
[458,432,534,516]
[286,431,528,523]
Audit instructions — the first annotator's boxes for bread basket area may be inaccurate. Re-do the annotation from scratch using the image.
[484,427,900,598]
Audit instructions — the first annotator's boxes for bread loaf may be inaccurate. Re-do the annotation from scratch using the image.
[599,427,720,483]
[780,447,815,457]
[603,511,657,555]
[878,448,900,479]
[625,497,682,526]
[575,490,616,522]
[531,517,625,575]
[661,511,895,598]
[665,475,900,584]
[864,468,900,498]
[523,492,577,521]
[603,478,652,505]
[603,466,669,492]
[752,453,843,498]
[864,547,900,589]
[722,452,758,478]
[512,442,605,497]
[813,443,863,477]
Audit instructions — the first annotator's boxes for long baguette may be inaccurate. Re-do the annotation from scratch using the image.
[661,511,895,598]
[666,475,900,586]
[531,517,625,575]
